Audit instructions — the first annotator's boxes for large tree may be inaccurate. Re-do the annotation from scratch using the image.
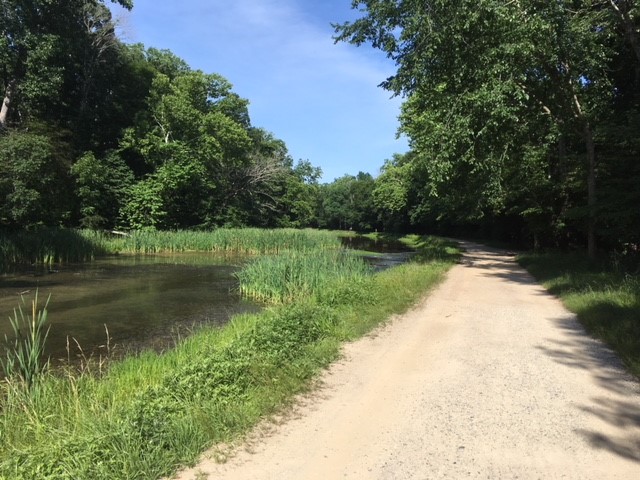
[336,0,634,255]
[0,0,133,130]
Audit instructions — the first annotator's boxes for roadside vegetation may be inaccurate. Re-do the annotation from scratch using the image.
[518,252,640,377]
[0,233,459,480]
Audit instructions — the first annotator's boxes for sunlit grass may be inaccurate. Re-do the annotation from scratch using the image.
[0,228,342,271]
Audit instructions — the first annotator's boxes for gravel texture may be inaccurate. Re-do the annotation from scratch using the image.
[174,241,640,479]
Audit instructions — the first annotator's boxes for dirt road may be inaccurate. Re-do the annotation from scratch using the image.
[176,242,640,479]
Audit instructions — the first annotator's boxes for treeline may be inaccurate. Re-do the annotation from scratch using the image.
[0,0,328,231]
[4,1,640,257]
[336,0,640,255]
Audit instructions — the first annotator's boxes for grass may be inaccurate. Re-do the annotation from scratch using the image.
[518,252,640,377]
[0,292,51,390]
[0,229,110,269]
[0,234,459,480]
[0,228,342,271]
[236,249,374,304]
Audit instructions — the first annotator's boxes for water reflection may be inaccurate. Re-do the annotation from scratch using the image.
[0,254,260,364]
[340,235,416,271]
[339,235,413,253]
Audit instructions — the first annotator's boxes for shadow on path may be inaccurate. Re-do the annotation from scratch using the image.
[456,239,640,464]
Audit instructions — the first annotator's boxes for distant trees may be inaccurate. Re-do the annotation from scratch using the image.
[0,1,326,231]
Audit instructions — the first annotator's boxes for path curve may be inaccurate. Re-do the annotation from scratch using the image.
[175,241,640,479]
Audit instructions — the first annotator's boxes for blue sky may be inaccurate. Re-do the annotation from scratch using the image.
[111,0,408,182]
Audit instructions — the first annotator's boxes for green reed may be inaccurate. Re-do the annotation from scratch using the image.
[236,249,373,304]
[107,228,341,254]
[1,292,51,390]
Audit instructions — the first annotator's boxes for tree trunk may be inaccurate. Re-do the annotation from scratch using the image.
[608,0,640,64]
[584,122,597,259]
[0,80,16,129]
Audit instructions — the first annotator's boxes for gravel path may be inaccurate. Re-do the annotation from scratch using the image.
[175,241,640,479]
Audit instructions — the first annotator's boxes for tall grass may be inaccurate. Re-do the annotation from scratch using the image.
[518,252,640,377]
[108,228,340,254]
[0,234,459,480]
[0,292,51,390]
[0,229,110,269]
[236,250,373,304]
[0,228,342,271]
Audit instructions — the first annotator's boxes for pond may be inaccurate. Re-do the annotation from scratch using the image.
[0,254,260,365]
[340,235,416,271]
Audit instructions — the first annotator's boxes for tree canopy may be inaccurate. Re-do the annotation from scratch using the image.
[0,1,324,231]
[335,0,640,255]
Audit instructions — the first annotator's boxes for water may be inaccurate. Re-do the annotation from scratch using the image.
[0,254,260,364]
[340,235,416,271]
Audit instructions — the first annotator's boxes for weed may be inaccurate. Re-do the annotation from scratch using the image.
[1,292,51,390]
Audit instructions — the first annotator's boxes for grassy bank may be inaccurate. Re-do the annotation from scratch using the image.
[0,228,342,270]
[0,236,459,480]
[518,252,640,377]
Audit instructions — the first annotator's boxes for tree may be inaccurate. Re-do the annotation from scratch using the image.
[335,0,623,255]
[318,173,377,231]
[0,131,71,227]
[72,151,134,229]
[0,0,133,130]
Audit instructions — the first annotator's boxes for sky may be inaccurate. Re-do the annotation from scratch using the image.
[110,0,408,182]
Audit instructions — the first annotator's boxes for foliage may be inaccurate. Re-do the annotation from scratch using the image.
[1,2,324,232]
[317,172,378,231]
[72,151,134,229]
[0,131,71,228]
[335,0,640,253]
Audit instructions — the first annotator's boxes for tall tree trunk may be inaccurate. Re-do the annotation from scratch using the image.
[584,122,597,259]
[0,80,16,129]
[569,77,598,259]
[608,0,640,64]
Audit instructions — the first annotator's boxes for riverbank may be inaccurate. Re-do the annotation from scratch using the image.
[0,235,460,479]
[0,228,343,271]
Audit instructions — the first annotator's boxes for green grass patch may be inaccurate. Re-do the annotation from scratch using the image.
[0,228,342,271]
[518,252,640,377]
[236,249,374,304]
[0,234,459,479]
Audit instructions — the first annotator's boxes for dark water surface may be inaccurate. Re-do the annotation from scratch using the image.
[340,235,416,271]
[0,254,259,364]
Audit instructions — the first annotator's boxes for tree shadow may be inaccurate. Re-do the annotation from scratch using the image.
[457,240,640,463]
[0,228,109,273]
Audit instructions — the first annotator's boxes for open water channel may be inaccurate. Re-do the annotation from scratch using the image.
[0,254,259,364]
[0,237,413,367]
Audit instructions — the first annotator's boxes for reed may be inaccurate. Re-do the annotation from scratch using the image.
[106,228,341,255]
[236,249,373,304]
[0,228,343,271]
[1,292,51,390]
[0,228,110,269]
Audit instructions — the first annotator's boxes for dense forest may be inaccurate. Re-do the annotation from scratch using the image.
[1,0,639,256]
